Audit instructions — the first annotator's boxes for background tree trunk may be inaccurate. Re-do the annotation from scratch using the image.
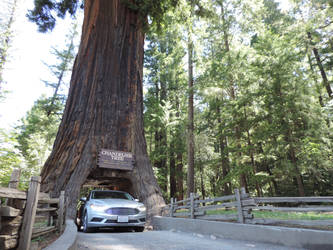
[187,26,195,197]
[40,0,165,218]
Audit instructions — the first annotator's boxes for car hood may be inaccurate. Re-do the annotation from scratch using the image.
[89,198,144,208]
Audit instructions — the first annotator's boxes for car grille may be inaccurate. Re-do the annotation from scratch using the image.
[105,207,139,215]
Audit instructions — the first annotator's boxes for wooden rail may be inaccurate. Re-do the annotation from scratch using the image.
[163,188,250,223]
[164,188,333,230]
[0,169,66,250]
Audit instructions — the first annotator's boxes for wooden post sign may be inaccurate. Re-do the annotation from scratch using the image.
[98,149,135,171]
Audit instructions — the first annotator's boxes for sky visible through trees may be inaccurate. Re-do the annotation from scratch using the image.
[0,0,333,200]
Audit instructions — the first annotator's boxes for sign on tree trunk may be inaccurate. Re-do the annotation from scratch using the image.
[98,149,135,171]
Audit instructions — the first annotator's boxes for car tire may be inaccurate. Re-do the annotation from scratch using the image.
[134,227,144,232]
[82,212,92,233]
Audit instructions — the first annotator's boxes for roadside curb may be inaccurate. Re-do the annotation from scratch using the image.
[43,220,78,250]
[152,216,333,250]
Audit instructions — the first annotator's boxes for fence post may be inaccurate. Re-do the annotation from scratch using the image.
[5,169,21,207]
[190,193,195,219]
[241,187,246,197]
[235,188,244,223]
[170,198,174,217]
[58,191,65,233]
[18,176,41,250]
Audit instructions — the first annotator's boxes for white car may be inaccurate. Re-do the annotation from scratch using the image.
[77,190,146,233]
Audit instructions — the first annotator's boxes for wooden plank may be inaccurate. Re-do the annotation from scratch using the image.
[173,211,205,217]
[58,191,65,232]
[195,202,238,211]
[255,206,333,212]
[1,216,22,225]
[32,226,56,238]
[196,214,238,221]
[39,198,60,204]
[175,204,190,210]
[0,223,21,235]
[36,207,57,213]
[172,194,199,205]
[254,197,333,204]
[0,206,21,217]
[0,187,26,199]
[235,189,244,223]
[98,149,134,171]
[18,176,41,250]
[241,198,256,206]
[0,235,18,250]
[195,195,236,204]
[35,215,48,223]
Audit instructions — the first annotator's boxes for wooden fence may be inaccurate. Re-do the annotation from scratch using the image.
[163,189,333,229]
[0,169,66,250]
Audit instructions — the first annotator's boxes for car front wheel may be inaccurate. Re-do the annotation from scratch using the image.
[82,212,92,233]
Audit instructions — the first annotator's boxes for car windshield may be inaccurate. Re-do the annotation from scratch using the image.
[92,191,133,200]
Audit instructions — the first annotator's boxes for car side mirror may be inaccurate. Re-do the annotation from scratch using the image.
[134,199,139,202]
[80,197,87,202]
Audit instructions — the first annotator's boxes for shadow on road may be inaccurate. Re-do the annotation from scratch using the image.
[87,227,143,234]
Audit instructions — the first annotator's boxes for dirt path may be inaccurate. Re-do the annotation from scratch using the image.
[76,230,304,250]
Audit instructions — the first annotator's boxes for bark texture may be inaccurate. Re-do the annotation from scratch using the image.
[41,0,165,218]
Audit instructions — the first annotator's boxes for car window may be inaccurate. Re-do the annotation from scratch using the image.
[92,191,133,200]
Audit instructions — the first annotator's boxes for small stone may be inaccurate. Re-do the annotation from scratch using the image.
[210,235,217,240]
[169,228,176,232]
[197,234,204,238]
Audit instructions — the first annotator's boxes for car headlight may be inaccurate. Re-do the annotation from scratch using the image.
[138,205,146,212]
[89,203,108,211]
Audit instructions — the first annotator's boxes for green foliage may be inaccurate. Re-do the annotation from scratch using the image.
[0,128,23,187]
[28,0,178,32]
[27,0,81,32]
[14,96,63,182]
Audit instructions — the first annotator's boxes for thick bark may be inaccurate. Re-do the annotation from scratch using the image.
[41,0,165,218]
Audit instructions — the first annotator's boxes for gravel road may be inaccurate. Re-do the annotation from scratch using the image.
[76,229,304,250]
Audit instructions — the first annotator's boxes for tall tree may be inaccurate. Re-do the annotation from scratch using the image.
[0,0,18,92]
[186,0,195,197]
[28,0,178,218]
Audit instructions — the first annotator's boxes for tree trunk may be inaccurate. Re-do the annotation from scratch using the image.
[216,104,231,195]
[221,1,248,192]
[169,136,176,199]
[186,15,195,197]
[307,32,333,99]
[244,107,262,197]
[40,0,165,218]
[175,96,184,200]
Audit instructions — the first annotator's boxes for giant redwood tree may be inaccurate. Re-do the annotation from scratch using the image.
[28,0,177,218]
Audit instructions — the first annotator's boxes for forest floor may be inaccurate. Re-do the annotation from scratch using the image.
[206,209,333,230]
[207,209,333,220]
